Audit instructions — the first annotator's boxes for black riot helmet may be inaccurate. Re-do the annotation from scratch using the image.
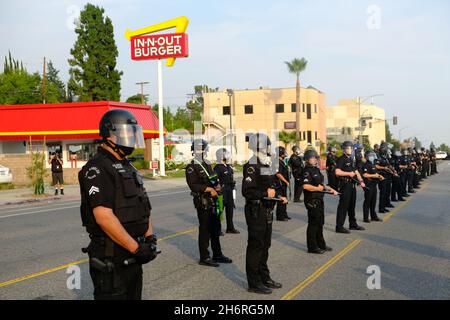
[292,145,300,155]
[99,109,145,156]
[342,141,353,156]
[247,133,271,153]
[304,149,319,160]
[379,142,388,155]
[276,146,287,158]
[328,146,337,153]
[191,139,209,154]
[216,148,230,162]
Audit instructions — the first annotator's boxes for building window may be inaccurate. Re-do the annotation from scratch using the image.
[291,103,297,112]
[275,104,284,113]
[306,104,312,119]
[67,143,96,161]
[314,104,317,113]
[315,131,318,140]
[307,131,312,144]
[302,103,305,112]
[302,131,306,141]
[223,106,230,115]
[244,105,253,114]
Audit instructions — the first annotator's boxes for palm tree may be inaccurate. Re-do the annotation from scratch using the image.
[279,131,297,149]
[285,58,308,143]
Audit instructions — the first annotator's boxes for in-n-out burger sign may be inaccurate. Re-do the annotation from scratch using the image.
[131,32,188,61]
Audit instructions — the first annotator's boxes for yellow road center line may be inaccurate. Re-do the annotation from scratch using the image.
[281,239,362,300]
[0,227,197,288]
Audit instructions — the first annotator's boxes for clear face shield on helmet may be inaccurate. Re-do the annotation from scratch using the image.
[110,124,145,149]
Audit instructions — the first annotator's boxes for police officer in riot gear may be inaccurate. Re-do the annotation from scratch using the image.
[398,148,411,197]
[79,109,157,300]
[186,139,232,267]
[275,146,291,221]
[288,146,305,202]
[361,150,384,223]
[354,145,364,172]
[326,146,338,190]
[242,133,286,294]
[335,141,366,233]
[214,148,239,234]
[430,148,438,175]
[302,149,338,254]
[390,149,406,202]
[376,143,394,213]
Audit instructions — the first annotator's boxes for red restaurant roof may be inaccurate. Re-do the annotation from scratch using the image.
[0,101,165,141]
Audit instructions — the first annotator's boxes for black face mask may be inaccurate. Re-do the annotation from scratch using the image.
[105,140,135,157]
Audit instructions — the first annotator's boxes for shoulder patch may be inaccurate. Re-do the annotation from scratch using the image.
[187,166,194,174]
[85,166,100,180]
[245,176,252,183]
[246,166,255,175]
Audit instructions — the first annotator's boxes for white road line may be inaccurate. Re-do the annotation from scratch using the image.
[0,189,191,219]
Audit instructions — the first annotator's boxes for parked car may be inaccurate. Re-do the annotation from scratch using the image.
[0,165,13,184]
[436,151,448,160]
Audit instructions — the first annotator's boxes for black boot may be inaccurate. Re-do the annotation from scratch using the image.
[54,189,58,195]
[60,189,64,195]
[248,284,272,294]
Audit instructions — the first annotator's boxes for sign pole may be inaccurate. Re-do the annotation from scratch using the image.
[157,59,166,176]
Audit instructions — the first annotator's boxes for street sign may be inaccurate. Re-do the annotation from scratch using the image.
[151,161,159,170]
[131,33,189,61]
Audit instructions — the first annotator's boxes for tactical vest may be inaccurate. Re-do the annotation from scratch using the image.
[80,152,151,239]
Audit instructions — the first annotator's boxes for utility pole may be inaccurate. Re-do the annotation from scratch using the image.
[42,57,46,104]
[135,81,149,105]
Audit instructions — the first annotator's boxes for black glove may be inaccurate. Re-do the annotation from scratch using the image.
[145,234,157,246]
[132,242,157,265]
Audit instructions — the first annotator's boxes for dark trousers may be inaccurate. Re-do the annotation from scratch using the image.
[293,178,303,201]
[336,183,358,229]
[391,175,404,200]
[431,162,438,174]
[363,183,378,220]
[89,262,143,300]
[276,185,288,219]
[407,170,415,191]
[245,203,272,288]
[385,178,392,205]
[222,187,235,231]
[306,199,326,250]
[378,179,388,211]
[196,205,222,260]
[327,170,338,190]
[400,171,408,194]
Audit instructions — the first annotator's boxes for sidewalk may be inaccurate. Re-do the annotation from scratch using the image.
[0,172,244,206]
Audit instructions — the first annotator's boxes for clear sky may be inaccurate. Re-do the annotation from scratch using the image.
[1,0,449,146]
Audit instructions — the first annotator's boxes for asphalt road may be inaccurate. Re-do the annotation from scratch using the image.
[0,163,449,300]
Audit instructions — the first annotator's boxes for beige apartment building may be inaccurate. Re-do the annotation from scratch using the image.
[202,86,327,162]
[326,99,386,147]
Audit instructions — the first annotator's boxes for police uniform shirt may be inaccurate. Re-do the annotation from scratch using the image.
[361,162,378,186]
[336,155,356,173]
[242,156,275,200]
[214,164,234,187]
[302,166,325,201]
[276,158,289,185]
[186,157,215,193]
[80,148,118,210]
[79,147,151,237]
[326,153,337,170]
[288,155,304,179]
[377,156,390,177]
[399,155,410,168]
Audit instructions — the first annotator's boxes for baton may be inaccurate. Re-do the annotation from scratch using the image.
[123,247,162,266]
[263,197,285,202]
[350,177,370,191]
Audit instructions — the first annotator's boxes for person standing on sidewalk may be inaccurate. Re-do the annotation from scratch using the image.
[49,152,64,195]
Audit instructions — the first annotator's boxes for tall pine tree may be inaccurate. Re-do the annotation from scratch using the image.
[68,3,122,101]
